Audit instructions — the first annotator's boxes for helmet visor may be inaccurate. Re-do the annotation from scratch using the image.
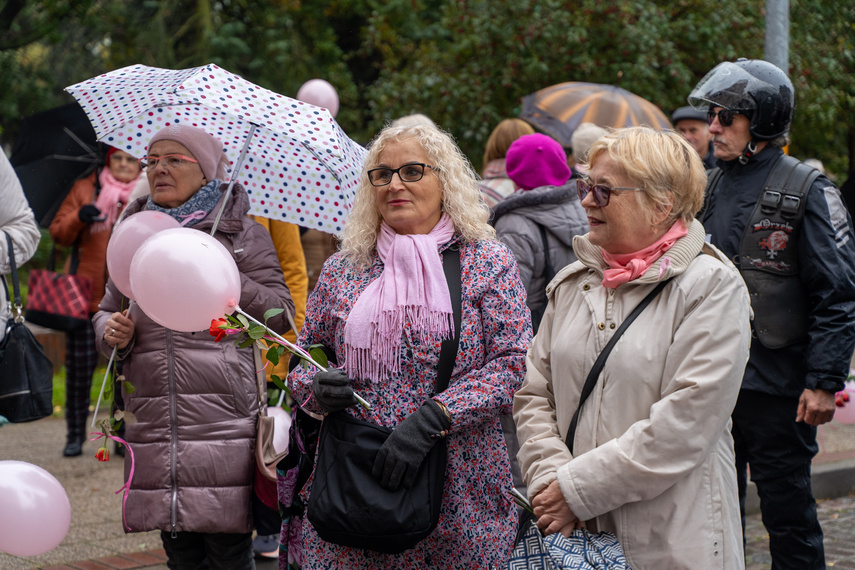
[687,61,771,112]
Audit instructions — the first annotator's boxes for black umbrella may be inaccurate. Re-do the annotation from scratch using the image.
[10,103,101,227]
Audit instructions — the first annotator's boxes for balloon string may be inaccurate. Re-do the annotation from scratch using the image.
[88,431,135,532]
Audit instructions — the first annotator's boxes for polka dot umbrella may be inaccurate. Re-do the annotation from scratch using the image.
[65,63,365,234]
[519,82,672,149]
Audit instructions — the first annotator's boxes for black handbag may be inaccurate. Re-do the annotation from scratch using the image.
[307,246,462,554]
[0,232,54,423]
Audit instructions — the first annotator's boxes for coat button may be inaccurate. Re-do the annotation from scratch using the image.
[598,323,605,330]
[609,323,616,329]
[583,284,591,291]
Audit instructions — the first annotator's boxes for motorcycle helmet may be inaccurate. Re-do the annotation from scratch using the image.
[688,58,794,140]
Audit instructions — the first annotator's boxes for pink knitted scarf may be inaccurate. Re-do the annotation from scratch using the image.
[344,214,456,383]
[601,220,688,288]
[92,168,138,233]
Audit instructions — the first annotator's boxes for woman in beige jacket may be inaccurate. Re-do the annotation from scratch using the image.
[514,127,751,569]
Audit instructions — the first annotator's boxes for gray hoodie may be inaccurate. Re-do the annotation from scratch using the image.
[492,181,588,329]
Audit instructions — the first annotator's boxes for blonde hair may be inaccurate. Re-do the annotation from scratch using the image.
[340,123,494,267]
[482,119,535,174]
[586,127,706,227]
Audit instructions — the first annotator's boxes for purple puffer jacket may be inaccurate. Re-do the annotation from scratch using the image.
[93,183,294,534]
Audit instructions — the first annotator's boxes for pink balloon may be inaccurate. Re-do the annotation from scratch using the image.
[834,381,855,425]
[296,79,339,118]
[107,211,181,300]
[129,228,241,332]
[0,461,71,556]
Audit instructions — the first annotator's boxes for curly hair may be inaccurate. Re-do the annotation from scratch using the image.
[586,127,706,227]
[340,123,494,267]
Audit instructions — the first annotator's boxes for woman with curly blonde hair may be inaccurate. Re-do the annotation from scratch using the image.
[288,122,532,569]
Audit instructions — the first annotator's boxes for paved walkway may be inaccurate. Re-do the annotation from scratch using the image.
[1,414,853,569]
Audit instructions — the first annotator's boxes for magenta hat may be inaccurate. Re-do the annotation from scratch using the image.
[148,125,228,181]
[506,133,571,191]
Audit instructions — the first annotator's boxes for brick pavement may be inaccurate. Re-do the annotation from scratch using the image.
[1,415,853,569]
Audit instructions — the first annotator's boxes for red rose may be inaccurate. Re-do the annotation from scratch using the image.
[95,447,110,462]
[209,318,228,342]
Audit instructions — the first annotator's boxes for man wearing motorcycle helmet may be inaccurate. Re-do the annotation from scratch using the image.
[689,58,855,569]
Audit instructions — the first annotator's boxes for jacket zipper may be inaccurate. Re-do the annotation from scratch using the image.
[167,329,178,537]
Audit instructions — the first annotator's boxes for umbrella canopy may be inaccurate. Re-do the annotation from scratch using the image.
[65,63,366,234]
[10,103,101,227]
[519,82,672,148]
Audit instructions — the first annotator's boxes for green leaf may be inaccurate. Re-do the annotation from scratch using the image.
[264,308,285,322]
[248,326,266,340]
[123,381,136,394]
[237,314,250,328]
[103,378,114,403]
[270,374,289,394]
[267,347,280,366]
[123,411,138,426]
[308,344,329,368]
[239,337,255,349]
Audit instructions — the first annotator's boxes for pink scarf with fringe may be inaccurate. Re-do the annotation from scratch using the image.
[92,168,138,233]
[344,214,455,383]
[601,220,688,289]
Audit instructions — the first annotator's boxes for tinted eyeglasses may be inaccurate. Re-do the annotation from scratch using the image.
[707,108,736,127]
[577,178,644,208]
[139,154,199,171]
[367,163,434,186]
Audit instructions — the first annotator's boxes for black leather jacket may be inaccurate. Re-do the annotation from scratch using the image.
[701,147,855,396]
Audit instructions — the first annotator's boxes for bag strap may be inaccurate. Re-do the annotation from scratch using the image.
[435,245,462,395]
[564,277,673,454]
[536,223,556,284]
[3,232,23,322]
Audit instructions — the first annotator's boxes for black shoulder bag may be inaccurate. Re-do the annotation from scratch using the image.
[0,232,54,422]
[308,246,462,554]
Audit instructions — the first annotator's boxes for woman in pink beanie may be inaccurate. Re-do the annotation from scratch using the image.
[492,133,588,332]
[93,124,294,570]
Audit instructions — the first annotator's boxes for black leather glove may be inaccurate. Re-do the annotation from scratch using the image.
[372,401,451,491]
[311,368,356,413]
[78,204,102,223]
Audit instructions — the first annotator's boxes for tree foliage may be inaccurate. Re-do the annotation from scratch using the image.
[0,0,852,180]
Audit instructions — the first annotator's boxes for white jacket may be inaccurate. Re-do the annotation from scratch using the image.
[0,153,40,341]
[514,219,750,569]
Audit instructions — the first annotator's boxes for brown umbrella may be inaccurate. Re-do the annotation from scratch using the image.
[519,82,672,148]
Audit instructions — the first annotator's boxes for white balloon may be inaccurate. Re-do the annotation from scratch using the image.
[267,406,292,454]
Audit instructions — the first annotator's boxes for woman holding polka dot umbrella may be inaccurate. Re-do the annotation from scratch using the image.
[65,63,366,236]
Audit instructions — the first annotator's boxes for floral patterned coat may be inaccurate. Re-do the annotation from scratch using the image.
[287,237,532,569]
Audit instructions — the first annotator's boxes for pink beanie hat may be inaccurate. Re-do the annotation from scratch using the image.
[148,125,229,181]
[506,133,571,191]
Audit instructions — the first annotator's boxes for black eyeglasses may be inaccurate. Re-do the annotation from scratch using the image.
[367,163,434,186]
[707,108,736,127]
[577,178,644,208]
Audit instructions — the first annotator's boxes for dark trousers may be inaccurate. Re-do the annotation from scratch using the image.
[732,389,824,569]
[160,531,255,570]
[64,317,98,441]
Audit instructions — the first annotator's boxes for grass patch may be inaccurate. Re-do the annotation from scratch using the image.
[51,365,112,417]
